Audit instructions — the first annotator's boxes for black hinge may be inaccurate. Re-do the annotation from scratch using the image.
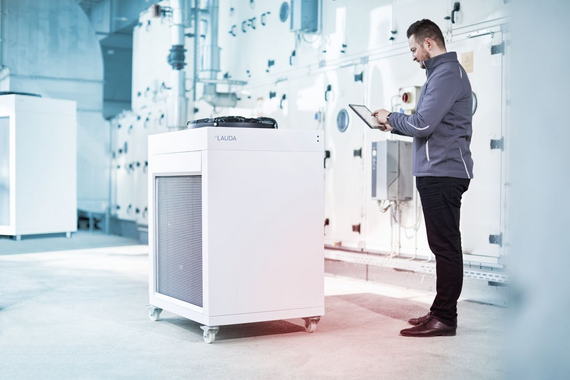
[354,72,364,82]
[324,150,331,168]
[352,224,361,234]
[490,137,504,150]
[353,148,362,158]
[491,42,505,55]
[489,233,503,247]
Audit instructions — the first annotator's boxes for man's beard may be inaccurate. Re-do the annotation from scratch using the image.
[419,51,431,69]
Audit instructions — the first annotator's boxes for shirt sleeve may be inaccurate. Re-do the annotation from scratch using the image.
[390,127,410,137]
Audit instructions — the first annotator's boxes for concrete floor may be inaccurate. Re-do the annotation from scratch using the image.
[0,238,506,379]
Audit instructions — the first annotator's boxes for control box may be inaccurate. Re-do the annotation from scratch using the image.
[371,140,413,201]
[398,86,422,114]
[291,0,319,33]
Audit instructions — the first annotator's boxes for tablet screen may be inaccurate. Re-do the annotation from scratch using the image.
[349,104,382,129]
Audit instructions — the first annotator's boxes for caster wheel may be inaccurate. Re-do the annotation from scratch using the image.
[148,306,162,322]
[203,330,215,344]
[200,326,220,344]
[303,317,321,333]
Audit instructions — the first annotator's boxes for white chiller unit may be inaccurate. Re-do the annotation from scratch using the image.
[147,125,324,343]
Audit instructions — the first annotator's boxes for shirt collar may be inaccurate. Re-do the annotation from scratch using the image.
[424,51,457,71]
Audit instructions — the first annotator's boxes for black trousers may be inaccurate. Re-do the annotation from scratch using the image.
[416,176,470,326]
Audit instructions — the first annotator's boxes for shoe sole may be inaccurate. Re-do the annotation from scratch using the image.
[400,331,456,337]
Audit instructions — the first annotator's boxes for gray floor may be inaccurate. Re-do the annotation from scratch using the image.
[0,239,506,380]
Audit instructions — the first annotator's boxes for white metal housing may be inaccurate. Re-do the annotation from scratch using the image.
[0,95,77,239]
[148,127,324,328]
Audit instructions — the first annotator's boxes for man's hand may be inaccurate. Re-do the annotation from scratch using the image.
[372,109,393,132]
[372,109,390,124]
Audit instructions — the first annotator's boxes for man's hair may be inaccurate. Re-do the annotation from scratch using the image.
[406,19,446,49]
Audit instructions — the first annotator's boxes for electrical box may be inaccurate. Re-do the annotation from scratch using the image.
[398,86,422,114]
[291,0,319,33]
[371,140,413,201]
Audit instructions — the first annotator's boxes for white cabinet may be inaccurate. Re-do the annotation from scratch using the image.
[0,95,77,239]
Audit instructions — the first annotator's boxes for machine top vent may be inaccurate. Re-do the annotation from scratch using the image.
[187,116,278,129]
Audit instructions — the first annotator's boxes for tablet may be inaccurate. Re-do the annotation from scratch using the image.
[349,104,384,130]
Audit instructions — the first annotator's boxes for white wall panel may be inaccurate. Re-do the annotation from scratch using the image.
[322,67,366,248]
[449,31,504,259]
[131,3,176,110]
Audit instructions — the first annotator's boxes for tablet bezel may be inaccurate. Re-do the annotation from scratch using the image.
[348,104,383,130]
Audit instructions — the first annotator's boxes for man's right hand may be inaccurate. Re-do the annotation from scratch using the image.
[372,109,390,125]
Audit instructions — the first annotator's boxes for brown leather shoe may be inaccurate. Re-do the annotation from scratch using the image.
[408,312,432,326]
[400,317,457,337]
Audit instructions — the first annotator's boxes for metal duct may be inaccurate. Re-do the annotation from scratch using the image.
[199,0,238,110]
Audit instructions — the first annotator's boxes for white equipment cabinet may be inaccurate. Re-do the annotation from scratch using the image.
[147,126,325,343]
[0,95,77,240]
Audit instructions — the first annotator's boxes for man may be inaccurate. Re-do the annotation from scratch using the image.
[373,19,474,337]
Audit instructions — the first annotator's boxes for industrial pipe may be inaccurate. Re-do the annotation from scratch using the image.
[166,0,189,130]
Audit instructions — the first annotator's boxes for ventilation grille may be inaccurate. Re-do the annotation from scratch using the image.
[155,175,203,307]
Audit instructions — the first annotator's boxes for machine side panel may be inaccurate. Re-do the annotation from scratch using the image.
[206,149,324,316]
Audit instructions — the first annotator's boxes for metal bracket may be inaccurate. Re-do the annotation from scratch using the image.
[466,29,494,39]
[491,42,505,55]
[354,72,363,82]
[324,84,332,101]
[490,137,504,151]
[266,59,275,73]
[489,233,503,247]
[352,224,361,234]
[289,50,296,65]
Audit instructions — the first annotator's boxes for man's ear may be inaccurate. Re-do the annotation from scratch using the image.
[424,38,432,51]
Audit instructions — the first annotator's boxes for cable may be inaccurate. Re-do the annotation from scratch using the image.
[378,199,391,213]
[391,94,401,112]
[391,200,422,230]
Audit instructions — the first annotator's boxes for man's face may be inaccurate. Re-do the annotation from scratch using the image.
[409,35,431,69]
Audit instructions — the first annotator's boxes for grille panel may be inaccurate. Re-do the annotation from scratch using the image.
[155,176,203,307]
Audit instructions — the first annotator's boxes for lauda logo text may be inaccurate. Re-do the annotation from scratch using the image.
[215,135,237,141]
